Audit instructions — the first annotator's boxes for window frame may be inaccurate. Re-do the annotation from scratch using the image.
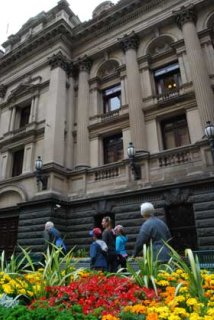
[102,84,121,113]
[161,114,190,150]
[103,133,123,164]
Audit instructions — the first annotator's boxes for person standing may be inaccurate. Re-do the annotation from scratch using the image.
[101,216,118,272]
[114,225,128,270]
[44,221,67,254]
[133,202,171,262]
[89,227,108,272]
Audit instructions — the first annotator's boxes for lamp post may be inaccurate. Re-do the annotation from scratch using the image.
[127,142,141,180]
[35,156,48,190]
[204,121,214,161]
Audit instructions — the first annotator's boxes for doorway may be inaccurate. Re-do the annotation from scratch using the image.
[0,217,19,257]
[165,204,197,254]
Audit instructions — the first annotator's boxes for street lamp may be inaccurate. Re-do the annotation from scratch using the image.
[204,121,214,161]
[127,142,141,180]
[35,156,48,190]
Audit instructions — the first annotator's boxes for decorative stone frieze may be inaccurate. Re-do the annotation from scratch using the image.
[118,31,140,52]
[174,5,197,30]
[0,84,7,98]
[48,51,68,71]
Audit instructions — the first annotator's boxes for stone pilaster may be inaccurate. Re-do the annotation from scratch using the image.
[119,32,147,150]
[43,51,68,166]
[175,6,214,126]
[65,62,76,169]
[75,56,92,169]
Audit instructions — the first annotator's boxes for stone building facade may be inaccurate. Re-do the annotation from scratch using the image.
[0,0,214,255]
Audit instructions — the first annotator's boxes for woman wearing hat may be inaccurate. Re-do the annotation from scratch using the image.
[89,228,108,272]
[133,202,171,262]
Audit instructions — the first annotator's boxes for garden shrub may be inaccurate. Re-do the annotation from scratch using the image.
[0,304,97,320]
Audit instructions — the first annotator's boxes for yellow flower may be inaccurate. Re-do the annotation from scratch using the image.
[2,284,13,294]
[186,298,198,306]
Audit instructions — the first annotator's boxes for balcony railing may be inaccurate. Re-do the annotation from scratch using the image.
[94,165,120,180]
[157,88,180,101]
[159,150,191,167]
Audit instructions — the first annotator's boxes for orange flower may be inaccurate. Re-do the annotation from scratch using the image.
[146,313,159,320]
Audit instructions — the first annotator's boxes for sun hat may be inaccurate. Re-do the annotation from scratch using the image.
[89,227,102,237]
[140,202,155,217]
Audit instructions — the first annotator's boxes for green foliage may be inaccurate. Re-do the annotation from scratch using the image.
[72,247,88,258]
[39,243,78,287]
[0,304,98,319]
[120,311,146,320]
[165,243,206,302]
[126,243,168,295]
[0,248,36,274]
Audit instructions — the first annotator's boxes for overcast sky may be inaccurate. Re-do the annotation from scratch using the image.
[0,0,118,51]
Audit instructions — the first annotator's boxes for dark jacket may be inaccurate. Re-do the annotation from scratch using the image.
[90,240,108,270]
[102,229,116,254]
[133,217,171,261]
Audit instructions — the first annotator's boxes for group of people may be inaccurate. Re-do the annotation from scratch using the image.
[44,201,172,272]
[89,202,171,272]
[90,217,128,272]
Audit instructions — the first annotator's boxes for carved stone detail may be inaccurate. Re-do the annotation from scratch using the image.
[174,5,197,29]
[77,55,92,73]
[118,31,140,52]
[48,51,68,71]
[162,188,191,206]
[0,84,7,98]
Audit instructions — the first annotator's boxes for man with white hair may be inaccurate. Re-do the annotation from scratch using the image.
[132,202,171,261]
[44,221,67,253]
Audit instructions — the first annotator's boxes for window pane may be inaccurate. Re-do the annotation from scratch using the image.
[19,105,30,128]
[103,134,123,164]
[161,115,190,150]
[12,149,24,177]
[109,96,121,111]
[103,84,121,113]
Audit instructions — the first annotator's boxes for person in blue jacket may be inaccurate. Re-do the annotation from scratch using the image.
[89,227,108,272]
[114,225,128,270]
[44,221,67,254]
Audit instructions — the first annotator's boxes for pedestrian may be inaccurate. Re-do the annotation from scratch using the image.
[133,202,171,262]
[44,221,67,254]
[89,227,108,272]
[114,224,128,270]
[101,216,118,272]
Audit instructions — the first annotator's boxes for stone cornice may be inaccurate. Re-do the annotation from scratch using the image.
[72,0,164,44]
[0,21,73,74]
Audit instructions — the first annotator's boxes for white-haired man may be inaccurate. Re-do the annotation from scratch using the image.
[44,221,67,253]
[133,202,171,261]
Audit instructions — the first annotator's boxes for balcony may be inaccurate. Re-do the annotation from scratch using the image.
[89,105,129,127]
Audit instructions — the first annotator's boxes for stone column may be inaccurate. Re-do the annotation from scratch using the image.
[65,63,76,169]
[75,56,92,169]
[119,32,147,150]
[175,6,214,126]
[43,51,67,166]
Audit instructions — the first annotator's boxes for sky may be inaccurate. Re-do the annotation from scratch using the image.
[0,0,118,51]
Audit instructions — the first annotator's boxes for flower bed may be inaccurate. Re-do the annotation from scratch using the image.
[0,245,214,319]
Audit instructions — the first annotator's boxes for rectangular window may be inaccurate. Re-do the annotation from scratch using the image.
[19,105,31,128]
[103,84,121,113]
[103,133,123,164]
[12,149,24,177]
[161,115,190,150]
[154,63,181,95]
